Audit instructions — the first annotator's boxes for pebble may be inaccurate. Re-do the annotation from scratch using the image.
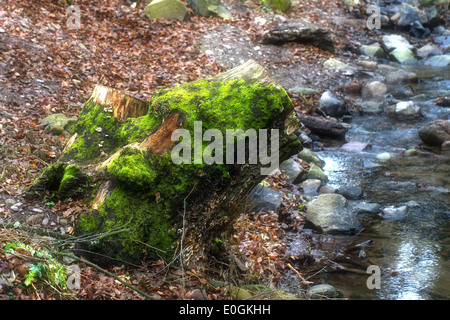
[10,203,23,212]
[376,152,391,161]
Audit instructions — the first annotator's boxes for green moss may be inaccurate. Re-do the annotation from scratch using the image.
[59,165,81,192]
[150,79,291,133]
[63,100,162,163]
[106,147,157,189]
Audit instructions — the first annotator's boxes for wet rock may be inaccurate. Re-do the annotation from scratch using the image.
[307,284,338,299]
[380,34,413,53]
[319,185,337,194]
[298,148,325,167]
[306,164,328,184]
[300,179,322,196]
[418,119,450,146]
[376,152,391,161]
[337,185,363,200]
[296,132,313,146]
[355,60,378,70]
[397,3,427,28]
[409,21,430,39]
[323,58,356,74]
[306,194,361,234]
[387,101,422,120]
[359,44,385,58]
[361,81,388,100]
[385,70,418,84]
[392,87,414,99]
[416,44,442,59]
[423,54,450,67]
[318,91,346,118]
[389,47,417,64]
[380,205,409,220]
[404,148,419,156]
[280,158,304,184]
[357,100,384,114]
[341,141,372,152]
[249,185,283,213]
[352,201,381,214]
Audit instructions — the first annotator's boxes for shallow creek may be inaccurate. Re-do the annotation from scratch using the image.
[289,66,450,299]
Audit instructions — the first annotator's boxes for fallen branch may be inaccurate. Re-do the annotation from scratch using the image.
[261,27,335,52]
[287,263,313,284]
[58,252,156,300]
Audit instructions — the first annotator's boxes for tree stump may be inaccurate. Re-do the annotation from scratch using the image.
[28,60,302,267]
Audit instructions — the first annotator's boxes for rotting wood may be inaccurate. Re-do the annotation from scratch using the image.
[261,27,335,52]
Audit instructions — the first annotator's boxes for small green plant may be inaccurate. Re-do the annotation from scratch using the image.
[4,242,68,289]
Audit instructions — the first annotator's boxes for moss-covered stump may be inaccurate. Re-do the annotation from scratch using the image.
[28,60,302,267]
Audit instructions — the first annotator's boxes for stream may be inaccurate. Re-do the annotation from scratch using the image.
[297,65,450,299]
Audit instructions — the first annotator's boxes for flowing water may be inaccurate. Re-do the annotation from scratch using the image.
[291,66,450,299]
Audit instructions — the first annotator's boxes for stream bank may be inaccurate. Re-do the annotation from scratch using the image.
[202,0,449,299]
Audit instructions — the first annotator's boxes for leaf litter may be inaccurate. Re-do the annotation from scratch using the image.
[0,0,373,299]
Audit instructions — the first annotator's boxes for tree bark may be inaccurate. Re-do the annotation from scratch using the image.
[28,60,302,268]
[298,114,349,139]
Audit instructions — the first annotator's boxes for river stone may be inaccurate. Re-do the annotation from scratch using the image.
[376,152,391,161]
[187,0,231,19]
[298,148,325,167]
[361,81,388,100]
[404,148,419,156]
[380,34,413,53]
[306,164,328,184]
[306,194,361,234]
[398,3,428,27]
[380,205,409,220]
[341,141,372,152]
[249,185,283,213]
[418,119,450,146]
[387,101,422,120]
[279,158,304,184]
[392,87,414,99]
[266,0,292,12]
[385,70,418,84]
[300,179,322,195]
[318,91,346,118]
[357,101,384,114]
[416,44,443,59]
[351,201,381,214]
[145,0,190,21]
[423,54,450,67]
[389,47,417,65]
[323,58,356,74]
[289,86,319,96]
[307,284,338,299]
[359,44,385,58]
[337,185,363,200]
[41,114,78,135]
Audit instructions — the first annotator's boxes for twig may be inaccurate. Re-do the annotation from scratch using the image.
[287,263,313,284]
[58,252,155,300]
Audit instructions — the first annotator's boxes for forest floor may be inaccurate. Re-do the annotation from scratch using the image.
[0,0,381,300]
